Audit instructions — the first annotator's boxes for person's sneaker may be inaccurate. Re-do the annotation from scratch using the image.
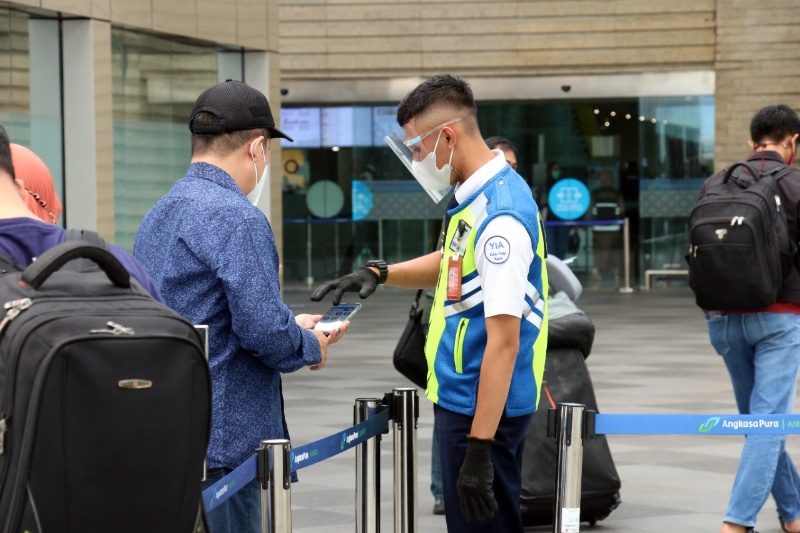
[432,498,445,515]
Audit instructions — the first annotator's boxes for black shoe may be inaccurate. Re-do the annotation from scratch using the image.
[432,498,444,515]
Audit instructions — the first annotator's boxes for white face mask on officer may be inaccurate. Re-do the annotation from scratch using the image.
[384,117,462,203]
[247,139,268,206]
[410,130,454,191]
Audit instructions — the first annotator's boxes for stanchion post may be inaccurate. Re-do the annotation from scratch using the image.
[355,398,382,533]
[619,217,633,293]
[391,388,418,533]
[553,404,585,533]
[258,439,292,533]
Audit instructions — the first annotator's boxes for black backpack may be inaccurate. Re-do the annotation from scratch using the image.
[686,161,797,310]
[0,236,211,532]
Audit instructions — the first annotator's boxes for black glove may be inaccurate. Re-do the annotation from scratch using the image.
[310,267,379,305]
[456,437,497,522]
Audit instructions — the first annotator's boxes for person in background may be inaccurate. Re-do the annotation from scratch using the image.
[703,104,800,533]
[589,170,624,287]
[312,74,548,533]
[0,128,162,301]
[485,136,518,170]
[134,80,348,533]
[541,161,570,259]
[12,143,62,224]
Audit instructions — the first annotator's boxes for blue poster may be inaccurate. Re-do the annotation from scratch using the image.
[548,178,590,220]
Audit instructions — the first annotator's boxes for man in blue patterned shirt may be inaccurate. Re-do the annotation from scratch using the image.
[134,80,347,533]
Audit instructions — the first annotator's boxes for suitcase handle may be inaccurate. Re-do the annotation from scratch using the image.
[22,241,131,289]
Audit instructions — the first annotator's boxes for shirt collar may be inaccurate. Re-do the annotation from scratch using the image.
[454,149,508,204]
[186,161,245,196]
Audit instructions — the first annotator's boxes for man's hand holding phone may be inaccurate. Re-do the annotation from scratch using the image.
[296,305,358,370]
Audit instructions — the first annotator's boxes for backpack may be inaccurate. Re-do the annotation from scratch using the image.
[0,235,211,532]
[686,161,798,310]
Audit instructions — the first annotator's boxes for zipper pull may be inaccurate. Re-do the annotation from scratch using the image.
[0,298,32,336]
[89,321,135,336]
[776,195,782,212]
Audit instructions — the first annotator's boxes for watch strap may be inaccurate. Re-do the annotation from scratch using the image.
[366,259,388,284]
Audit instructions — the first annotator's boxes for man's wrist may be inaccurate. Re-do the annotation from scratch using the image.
[365,259,388,284]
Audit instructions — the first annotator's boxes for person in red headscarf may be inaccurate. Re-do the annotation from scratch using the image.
[11,143,62,224]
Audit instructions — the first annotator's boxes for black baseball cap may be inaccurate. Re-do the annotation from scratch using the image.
[188,79,293,141]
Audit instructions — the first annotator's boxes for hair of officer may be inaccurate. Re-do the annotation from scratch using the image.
[190,111,268,157]
[485,135,517,156]
[396,74,478,134]
[0,124,15,180]
[750,104,800,145]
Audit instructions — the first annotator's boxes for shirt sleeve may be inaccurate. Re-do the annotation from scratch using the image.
[217,216,322,372]
[475,215,534,318]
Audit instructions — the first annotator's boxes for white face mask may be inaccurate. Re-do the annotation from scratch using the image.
[409,131,454,191]
[247,140,268,206]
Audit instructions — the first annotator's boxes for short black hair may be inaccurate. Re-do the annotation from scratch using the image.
[0,124,14,180]
[485,136,516,156]
[191,111,268,157]
[396,74,478,128]
[750,105,800,145]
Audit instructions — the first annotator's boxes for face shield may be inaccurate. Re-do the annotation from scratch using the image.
[384,118,462,203]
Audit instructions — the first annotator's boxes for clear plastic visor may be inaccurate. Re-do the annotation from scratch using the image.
[383,118,462,203]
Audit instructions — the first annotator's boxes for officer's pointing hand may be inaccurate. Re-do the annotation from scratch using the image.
[310,267,379,305]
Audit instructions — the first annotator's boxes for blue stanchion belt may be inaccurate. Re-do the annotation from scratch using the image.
[595,413,800,436]
[202,408,390,513]
[543,219,624,227]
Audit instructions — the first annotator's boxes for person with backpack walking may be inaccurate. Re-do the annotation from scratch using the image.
[700,105,800,533]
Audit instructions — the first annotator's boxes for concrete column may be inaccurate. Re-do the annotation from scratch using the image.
[62,19,114,238]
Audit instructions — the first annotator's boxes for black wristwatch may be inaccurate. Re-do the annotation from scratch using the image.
[365,259,388,285]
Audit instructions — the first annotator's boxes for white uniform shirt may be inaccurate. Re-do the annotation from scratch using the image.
[454,150,534,318]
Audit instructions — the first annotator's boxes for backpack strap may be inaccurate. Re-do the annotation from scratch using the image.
[65,229,108,273]
[0,252,22,275]
[723,161,762,188]
[768,165,796,182]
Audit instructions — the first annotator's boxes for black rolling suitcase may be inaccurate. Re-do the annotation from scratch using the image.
[0,240,211,533]
[520,298,621,527]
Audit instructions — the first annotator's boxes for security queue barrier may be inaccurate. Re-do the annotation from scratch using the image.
[544,218,632,293]
[549,405,800,533]
[202,387,419,533]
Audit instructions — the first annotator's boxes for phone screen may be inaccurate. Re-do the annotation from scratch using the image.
[314,303,362,333]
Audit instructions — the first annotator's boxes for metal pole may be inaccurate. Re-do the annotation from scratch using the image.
[355,398,382,533]
[392,388,418,533]
[553,404,585,533]
[619,217,633,293]
[306,218,313,290]
[260,439,292,533]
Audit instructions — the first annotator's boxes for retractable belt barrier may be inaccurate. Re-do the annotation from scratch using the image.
[202,409,389,512]
[549,407,800,533]
[202,387,419,533]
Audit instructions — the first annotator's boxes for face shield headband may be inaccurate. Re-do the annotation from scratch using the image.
[384,118,462,203]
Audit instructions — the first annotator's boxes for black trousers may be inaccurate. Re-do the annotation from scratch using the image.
[434,403,532,533]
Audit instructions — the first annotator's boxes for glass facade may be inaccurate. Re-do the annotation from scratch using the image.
[281,97,714,288]
[0,9,63,217]
[112,29,240,250]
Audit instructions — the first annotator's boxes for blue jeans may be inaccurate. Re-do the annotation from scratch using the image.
[434,404,531,533]
[706,311,800,527]
[431,430,443,498]
[545,224,570,260]
[202,469,262,533]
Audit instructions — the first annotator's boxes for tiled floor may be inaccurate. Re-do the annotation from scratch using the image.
[277,285,799,532]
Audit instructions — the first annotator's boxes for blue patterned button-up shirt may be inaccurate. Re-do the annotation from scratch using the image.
[134,162,321,469]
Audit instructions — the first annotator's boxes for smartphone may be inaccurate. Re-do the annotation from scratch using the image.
[314,303,362,334]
